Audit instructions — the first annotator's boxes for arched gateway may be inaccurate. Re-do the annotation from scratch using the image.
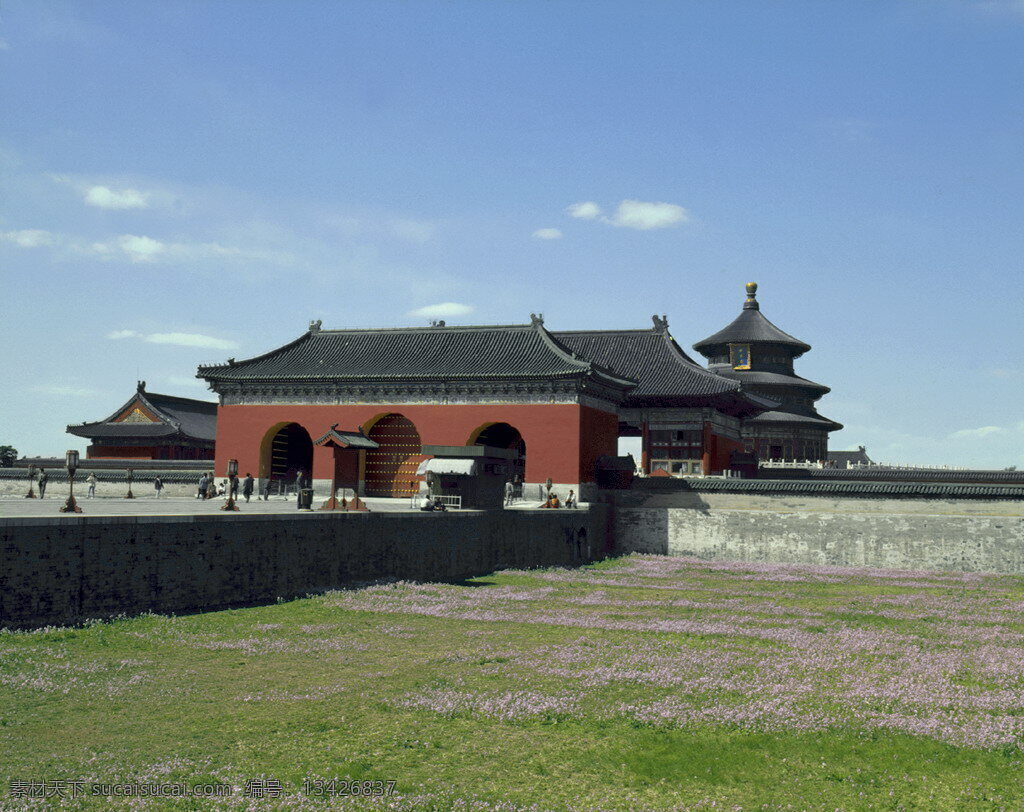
[470,422,526,482]
[264,423,313,482]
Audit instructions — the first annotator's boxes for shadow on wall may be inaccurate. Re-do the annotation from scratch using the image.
[609,504,669,555]
[563,526,592,561]
[603,479,712,512]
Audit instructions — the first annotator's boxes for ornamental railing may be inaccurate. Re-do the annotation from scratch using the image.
[847,461,971,471]
[759,459,827,469]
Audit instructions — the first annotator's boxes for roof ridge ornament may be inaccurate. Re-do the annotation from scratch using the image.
[309,319,322,334]
[651,314,668,332]
[743,281,759,311]
[530,312,544,326]
[137,380,146,392]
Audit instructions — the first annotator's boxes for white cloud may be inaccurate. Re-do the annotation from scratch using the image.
[608,199,690,230]
[106,329,239,350]
[949,426,1004,439]
[532,228,563,240]
[1,229,55,248]
[567,201,602,220]
[407,302,475,320]
[48,173,182,211]
[119,234,164,261]
[565,199,691,230]
[88,234,165,262]
[145,333,239,350]
[84,185,149,210]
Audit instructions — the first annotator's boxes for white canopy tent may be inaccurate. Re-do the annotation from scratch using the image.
[415,458,478,477]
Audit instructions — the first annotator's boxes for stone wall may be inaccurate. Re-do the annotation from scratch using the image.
[0,508,607,629]
[611,490,1024,573]
[0,471,203,499]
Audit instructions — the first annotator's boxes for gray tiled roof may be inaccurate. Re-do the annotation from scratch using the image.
[745,408,843,430]
[553,326,776,416]
[806,467,1024,485]
[66,386,217,442]
[67,423,180,438]
[313,427,380,449]
[554,328,741,398]
[693,308,811,355]
[711,369,831,395]
[145,392,217,440]
[827,447,873,467]
[198,321,636,388]
[681,477,1024,499]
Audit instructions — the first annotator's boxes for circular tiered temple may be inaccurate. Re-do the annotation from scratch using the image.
[693,282,842,461]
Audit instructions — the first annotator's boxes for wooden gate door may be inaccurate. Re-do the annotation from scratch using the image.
[365,414,424,497]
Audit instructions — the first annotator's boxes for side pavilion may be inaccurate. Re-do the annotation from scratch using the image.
[66,381,217,461]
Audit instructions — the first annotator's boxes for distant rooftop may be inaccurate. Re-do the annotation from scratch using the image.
[828,446,874,468]
[67,382,217,443]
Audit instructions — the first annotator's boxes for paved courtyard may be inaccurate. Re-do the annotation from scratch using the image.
[0,493,577,518]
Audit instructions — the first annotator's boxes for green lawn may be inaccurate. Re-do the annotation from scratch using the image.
[2,555,1023,809]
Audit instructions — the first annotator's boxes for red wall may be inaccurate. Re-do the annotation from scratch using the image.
[579,405,619,484]
[710,432,745,473]
[214,403,619,484]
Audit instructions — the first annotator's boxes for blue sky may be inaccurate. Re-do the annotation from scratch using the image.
[1,0,1022,467]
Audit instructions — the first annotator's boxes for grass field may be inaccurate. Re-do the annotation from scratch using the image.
[2,554,1023,810]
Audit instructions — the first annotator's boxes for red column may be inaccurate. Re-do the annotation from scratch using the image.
[701,422,713,475]
[641,420,650,473]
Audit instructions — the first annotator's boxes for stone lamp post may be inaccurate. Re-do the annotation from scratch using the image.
[222,458,240,511]
[60,450,83,513]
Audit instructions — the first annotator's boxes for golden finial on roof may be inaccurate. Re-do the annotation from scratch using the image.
[743,281,759,310]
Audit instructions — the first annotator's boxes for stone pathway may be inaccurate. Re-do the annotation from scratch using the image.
[0,495,578,518]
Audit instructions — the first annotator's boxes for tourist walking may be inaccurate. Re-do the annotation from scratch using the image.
[37,468,47,499]
[242,473,254,502]
[295,470,309,501]
[197,473,208,499]
[565,489,576,509]
[206,473,216,500]
[261,477,272,500]
[504,480,514,506]
[153,476,163,498]
[86,473,97,498]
